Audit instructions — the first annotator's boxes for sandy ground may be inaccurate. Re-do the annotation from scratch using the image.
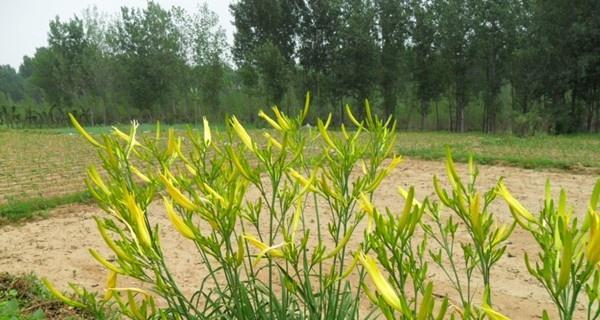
[1,158,598,319]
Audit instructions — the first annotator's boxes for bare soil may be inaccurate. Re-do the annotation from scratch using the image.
[1,158,597,319]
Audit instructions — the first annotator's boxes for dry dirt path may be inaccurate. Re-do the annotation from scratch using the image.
[1,158,598,319]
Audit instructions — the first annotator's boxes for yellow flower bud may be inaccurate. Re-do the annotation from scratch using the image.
[88,166,111,196]
[202,116,211,145]
[345,104,362,127]
[258,110,283,131]
[104,271,117,301]
[271,106,291,130]
[230,116,254,151]
[481,304,511,320]
[69,113,103,148]
[42,278,86,308]
[163,197,196,240]
[124,193,151,249]
[89,248,125,274]
[496,182,536,228]
[357,252,403,312]
[159,172,197,211]
[586,211,600,265]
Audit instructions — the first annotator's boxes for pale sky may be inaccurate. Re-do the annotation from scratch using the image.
[0,0,234,69]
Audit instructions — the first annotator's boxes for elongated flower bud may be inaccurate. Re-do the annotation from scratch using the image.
[345,104,362,127]
[203,116,211,145]
[357,252,403,312]
[163,197,196,240]
[104,271,117,301]
[159,172,197,211]
[89,248,125,274]
[88,166,111,196]
[69,113,103,148]
[258,110,283,131]
[586,211,600,265]
[481,304,511,320]
[230,116,254,151]
[124,193,151,249]
[43,278,86,308]
[496,183,537,229]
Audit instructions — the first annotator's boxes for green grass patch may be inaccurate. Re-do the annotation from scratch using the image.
[395,131,600,171]
[0,191,92,225]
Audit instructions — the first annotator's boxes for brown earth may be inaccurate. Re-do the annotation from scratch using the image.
[0,158,598,319]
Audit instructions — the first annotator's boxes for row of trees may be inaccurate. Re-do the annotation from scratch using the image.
[0,0,598,134]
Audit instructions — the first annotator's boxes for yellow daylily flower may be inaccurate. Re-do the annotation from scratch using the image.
[320,227,355,262]
[89,248,126,274]
[230,116,255,151]
[356,252,403,312]
[586,211,600,265]
[258,110,283,130]
[159,172,198,211]
[272,106,291,130]
[317,118,340,153]
[263,132,283,149]
[124,192,151,248]
[302,91,311,121]
[288,168,317,193]
[243,234,285,265]
[163,197,196,240]
[166,128,177,157]
[88,166,111,196]
[104,271,118,301]
[345,104,362,127]
[358,192,376,232]
[203,183,227,206]
[481,304,511,320]
[203,116,211,145]
[42,278,86,308]
[155,120,161,140]
[95,218,133,263]
[496,182,537,228]
[445,149,462,190]
[69,113,103,148]
[130,165,151,183]
[433,175,451,206]
[470,193,483,238]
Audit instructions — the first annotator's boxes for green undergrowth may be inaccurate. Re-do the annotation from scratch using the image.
[0,192,92,225]
[0,273,88,320]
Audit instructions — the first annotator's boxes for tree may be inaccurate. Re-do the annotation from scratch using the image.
[335,0,380,120]
[434,0,475,132]
[411,0,442,130]
[375,0,409,118]
[297,0,344,114]
[108,2,185,119]
[230,0,300,105]
[0,65,25,102]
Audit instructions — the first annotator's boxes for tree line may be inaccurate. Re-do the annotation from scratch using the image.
[0,0,598,134]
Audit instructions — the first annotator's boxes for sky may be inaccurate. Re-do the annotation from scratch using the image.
[0,0,234,69]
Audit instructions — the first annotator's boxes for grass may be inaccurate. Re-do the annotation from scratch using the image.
[395,131,600,171]
[0,273,87,319]
[0,192,92,225]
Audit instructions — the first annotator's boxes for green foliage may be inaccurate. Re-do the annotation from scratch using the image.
[2,0,599,133]
[0,273,90,319]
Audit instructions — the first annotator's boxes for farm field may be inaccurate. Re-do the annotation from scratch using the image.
[1,127,598,211]
[0,158,598,319]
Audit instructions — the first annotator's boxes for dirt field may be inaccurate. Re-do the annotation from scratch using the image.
[1,158,597,319]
